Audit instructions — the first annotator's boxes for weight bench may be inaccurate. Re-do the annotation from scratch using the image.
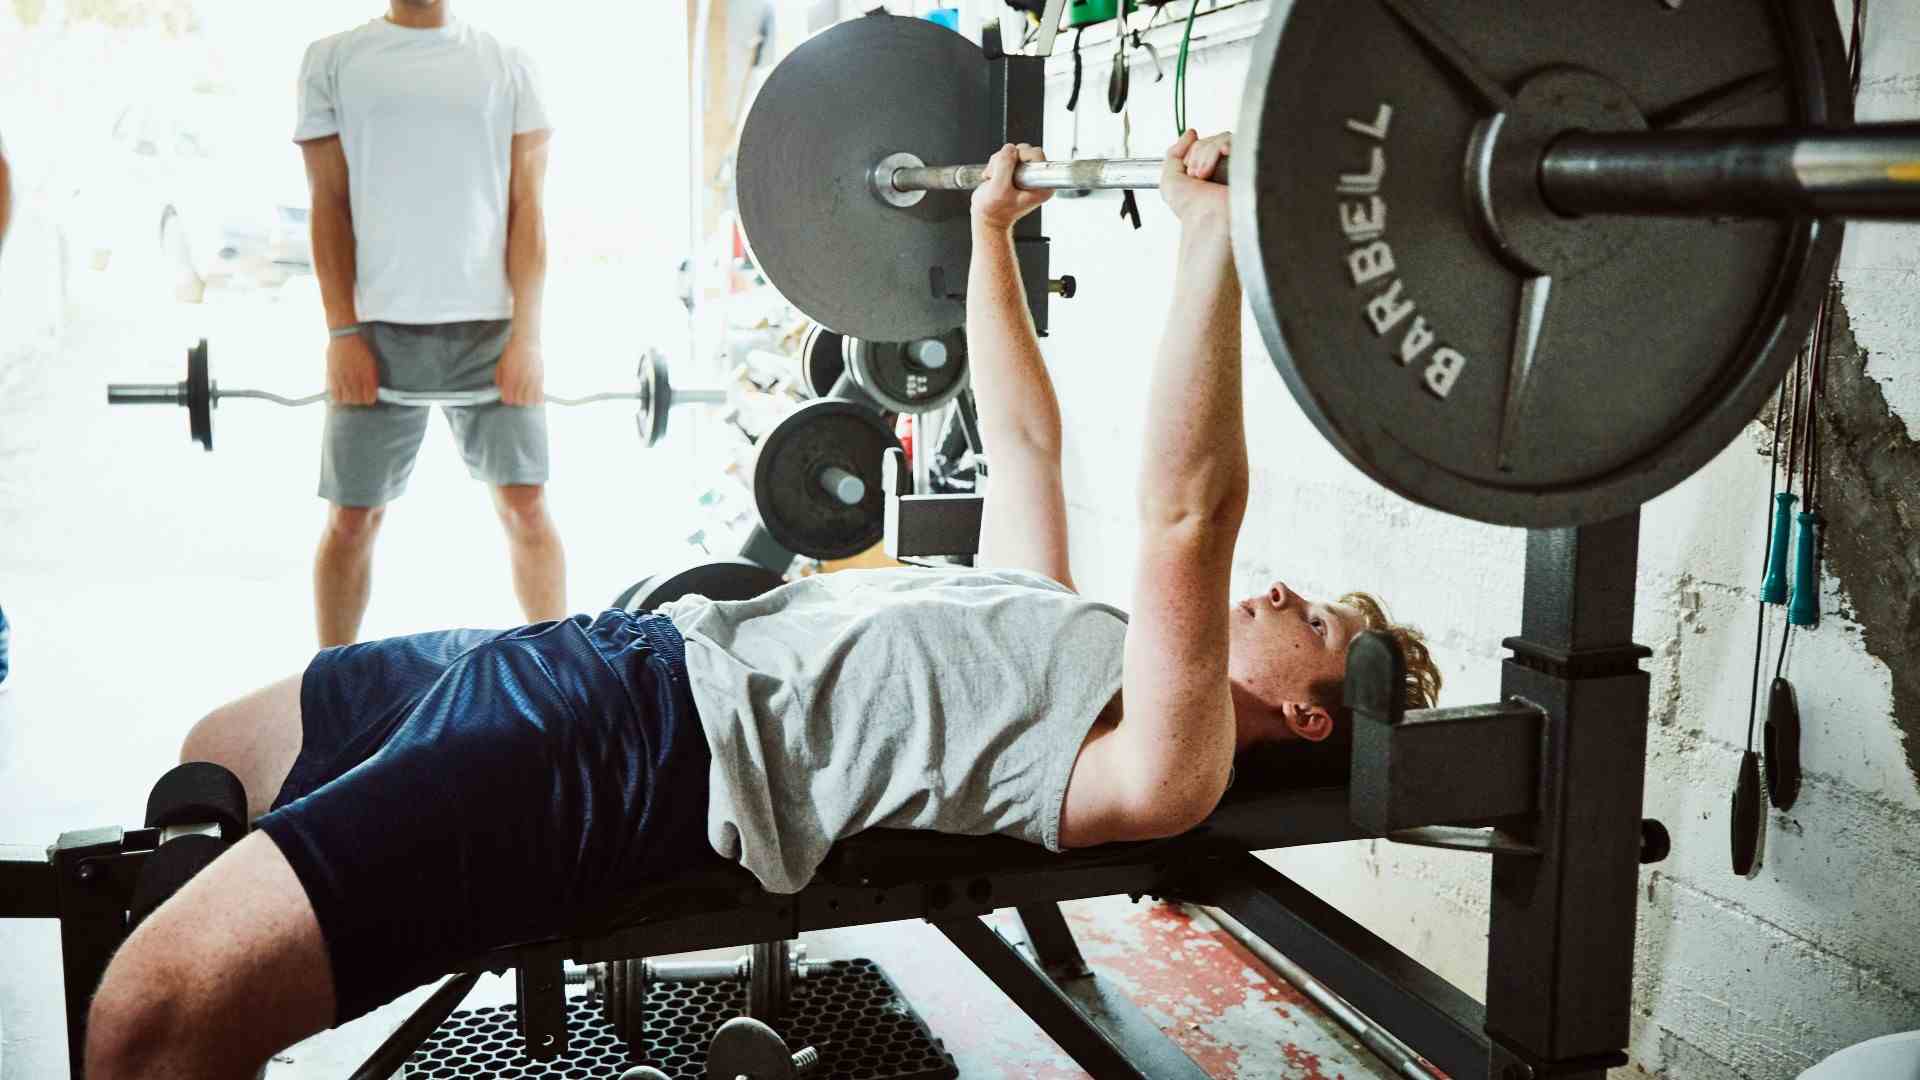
[360,761,1464,1080]
[4,697,1616,1080]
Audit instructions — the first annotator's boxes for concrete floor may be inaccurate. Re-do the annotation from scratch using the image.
[0,257,1395,1079]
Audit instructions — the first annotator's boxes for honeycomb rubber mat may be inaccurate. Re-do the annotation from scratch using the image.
[405,958,958,1079]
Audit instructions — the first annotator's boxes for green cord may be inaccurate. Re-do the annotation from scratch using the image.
[1174,0,1200,135]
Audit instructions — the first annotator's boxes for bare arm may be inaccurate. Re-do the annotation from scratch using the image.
[302,137,379,405]
[302,138,355,332]
[498,129,552,404]
[1071,132,1246,842]
[968,144,1075,589]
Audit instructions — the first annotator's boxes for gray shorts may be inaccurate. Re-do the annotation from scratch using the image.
[318,320,550,508]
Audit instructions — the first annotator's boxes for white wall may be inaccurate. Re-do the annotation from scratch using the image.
[1033,3,1920,1077]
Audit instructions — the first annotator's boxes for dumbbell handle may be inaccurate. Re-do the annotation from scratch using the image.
[568,955,818,991]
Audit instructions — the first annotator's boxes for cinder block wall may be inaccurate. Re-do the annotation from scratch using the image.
[1032,4,1920,1077]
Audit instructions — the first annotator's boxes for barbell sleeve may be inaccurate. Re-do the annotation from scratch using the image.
[107,383,187,405]
[819,465,866,506]
[1540,123,1920,220]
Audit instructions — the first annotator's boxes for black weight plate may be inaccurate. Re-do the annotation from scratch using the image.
[737,14,992,343]
[622,559,785,612]
[145,761,249,843]
[746,941,791,1022]
[801,324,846,399]
[611,574,663,612]
[844,329,969,414]
[635,351,671,449]
[754,400,900,560]
[601,957,627,1035]
[187,339,213,451]
[1233,0,1848,526]
[618,959,648,1057]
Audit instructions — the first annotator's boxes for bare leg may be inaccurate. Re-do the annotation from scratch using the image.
[492,483,566,621]
[86,833,336,1080]
[181,674,305,821]
[314,503,385,647]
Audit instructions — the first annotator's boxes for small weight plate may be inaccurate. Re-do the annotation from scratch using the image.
[737,14,992,343]
[746,941,791,1023]
[618,959,648,1058]
[187,339,213,451]
[844,329,969,414]
[1233,0,1848,526]
[800,324,846,399]
[706,1017,794,1080]
[753,400,900,560]
[634,351,671,449]
[601,957,625,1033]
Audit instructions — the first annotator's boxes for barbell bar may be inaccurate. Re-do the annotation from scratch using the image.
[735,6,1920,528]
[873,126,1920,220]
[105,340,725,451]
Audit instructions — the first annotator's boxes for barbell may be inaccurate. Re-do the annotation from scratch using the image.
[106,341,723,452]
[736,5,1920,527]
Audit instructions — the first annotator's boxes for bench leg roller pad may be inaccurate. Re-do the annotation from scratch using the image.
[406,959,956,1079]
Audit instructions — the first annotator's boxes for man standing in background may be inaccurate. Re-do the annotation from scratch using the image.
[295,0,565,646]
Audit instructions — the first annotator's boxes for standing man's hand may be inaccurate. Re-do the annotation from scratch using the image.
[326,333,380,406]
[971,143,1052,232]
[1159,130,1231,226]
[496,335,545,406]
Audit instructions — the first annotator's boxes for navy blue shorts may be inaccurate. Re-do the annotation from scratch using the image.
[255,611,713,1024]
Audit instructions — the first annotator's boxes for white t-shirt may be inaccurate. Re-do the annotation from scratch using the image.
[294,18,548,324]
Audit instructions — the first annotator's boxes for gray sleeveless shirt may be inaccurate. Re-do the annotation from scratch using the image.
[663,567,1128,894]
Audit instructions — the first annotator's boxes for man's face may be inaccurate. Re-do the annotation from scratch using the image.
[1227,581,1367,739]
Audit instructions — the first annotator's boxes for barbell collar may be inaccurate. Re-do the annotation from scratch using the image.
[107,383,188,406]
[885,156,1169,194]
[1540,123,1920,220]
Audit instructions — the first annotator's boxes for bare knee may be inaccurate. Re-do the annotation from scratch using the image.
[493,484,553,537]
[323,503,385,547]
[89,835,334,1078]
[87,940,195,1078]
[177,675,303,818]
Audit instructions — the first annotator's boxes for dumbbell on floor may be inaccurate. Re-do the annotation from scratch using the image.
[705,1017,821,1080]
[614,1019,819,1080]
[577,940,815,1056]
[107,341,727,451]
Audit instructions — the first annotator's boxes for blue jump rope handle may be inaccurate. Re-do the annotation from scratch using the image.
[1788,511,1821,627]
[1760,492,1796,605]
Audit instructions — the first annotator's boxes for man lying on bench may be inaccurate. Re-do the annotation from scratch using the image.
[85,131,1441,1080]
